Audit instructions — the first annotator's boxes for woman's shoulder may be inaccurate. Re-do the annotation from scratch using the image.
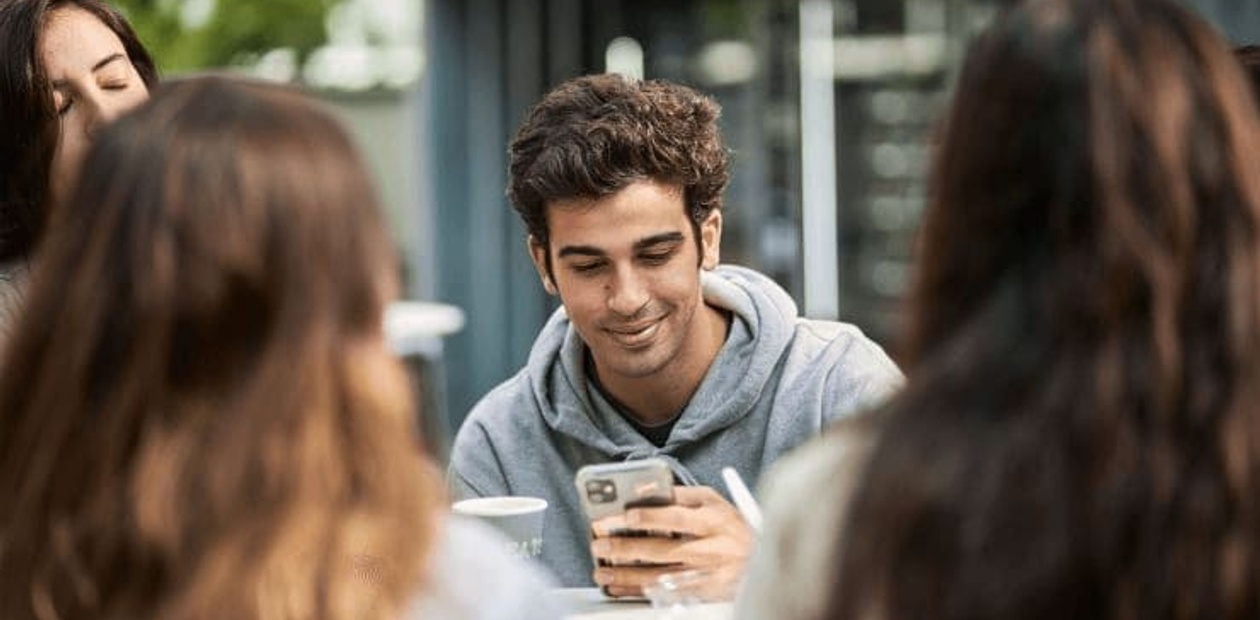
[735,417,882,620]
[760,417,881,513]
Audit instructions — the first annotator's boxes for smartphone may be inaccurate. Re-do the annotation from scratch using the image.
[574,457,675,522]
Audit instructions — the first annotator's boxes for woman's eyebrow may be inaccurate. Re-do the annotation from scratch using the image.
[90,53,127,74]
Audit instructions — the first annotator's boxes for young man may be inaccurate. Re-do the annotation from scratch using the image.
[448,74,902,595]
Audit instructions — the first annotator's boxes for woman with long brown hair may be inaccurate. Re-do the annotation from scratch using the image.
[0,0,157,342]
[738,0,1260,618]
[0,76,560,619]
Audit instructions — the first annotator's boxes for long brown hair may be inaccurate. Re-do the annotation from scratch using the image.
[827,0,1260,618]
[0,77,438,619]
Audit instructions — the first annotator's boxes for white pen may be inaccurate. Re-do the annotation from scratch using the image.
[721,466,764,534]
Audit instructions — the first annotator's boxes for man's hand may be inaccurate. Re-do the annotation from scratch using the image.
[589,485,753,599]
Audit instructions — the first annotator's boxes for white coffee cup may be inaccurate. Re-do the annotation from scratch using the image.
[452,496,548,559]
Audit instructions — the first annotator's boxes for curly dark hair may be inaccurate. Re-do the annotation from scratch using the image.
[506,73,729,253]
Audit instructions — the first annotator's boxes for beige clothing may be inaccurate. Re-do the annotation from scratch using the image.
[404,516,565,619]
[734,420,879,620]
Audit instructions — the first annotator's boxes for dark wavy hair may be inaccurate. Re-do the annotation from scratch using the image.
[0,77,437,619]
[0,0,157,263]
[507,73,729,266]
[825,0,1260,618]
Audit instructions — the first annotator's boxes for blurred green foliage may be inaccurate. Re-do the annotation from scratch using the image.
[111,0,338,75]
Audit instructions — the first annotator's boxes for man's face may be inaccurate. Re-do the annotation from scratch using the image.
[530,179,721,383]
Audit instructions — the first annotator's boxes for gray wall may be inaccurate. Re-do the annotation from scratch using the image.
[1180,0,1260,44]
[425,0,586,430]
[320,88,430,296]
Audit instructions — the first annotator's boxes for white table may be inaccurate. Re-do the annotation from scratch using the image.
[384,300,465,357]
[550,588,732,620]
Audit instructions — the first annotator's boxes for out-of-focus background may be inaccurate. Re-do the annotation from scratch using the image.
[114,0,1259,459]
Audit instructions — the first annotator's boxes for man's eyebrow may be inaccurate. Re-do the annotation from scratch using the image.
[556,232,686,259]
[50,53,126,88]
[634,232,685,250]
[557,245,605,259]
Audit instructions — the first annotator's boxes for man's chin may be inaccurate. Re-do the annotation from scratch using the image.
[593,351,670,381]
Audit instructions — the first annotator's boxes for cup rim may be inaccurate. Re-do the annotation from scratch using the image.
[452,495,549,517]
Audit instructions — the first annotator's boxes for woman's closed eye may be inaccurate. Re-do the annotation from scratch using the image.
[53,79,135,117]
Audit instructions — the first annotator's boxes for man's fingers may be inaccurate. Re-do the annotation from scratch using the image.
[594,564,744,602]
[620,487,744,537]
[671,485,726,507]
[593,565,679,597]
[590,486,731,535]
[587,486,755,603]
[591,529,749,568]
[622,505,713,537]
[589,514,629,537]
[591,534,691,566]
[602,585,641,599]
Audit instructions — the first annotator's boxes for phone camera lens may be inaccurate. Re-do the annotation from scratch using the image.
[586,479,618,504]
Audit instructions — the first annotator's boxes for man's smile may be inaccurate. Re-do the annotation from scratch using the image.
[603,317,665,347]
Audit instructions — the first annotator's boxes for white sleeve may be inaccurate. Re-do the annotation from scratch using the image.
[404,516,568,620]
[734,426,876,620]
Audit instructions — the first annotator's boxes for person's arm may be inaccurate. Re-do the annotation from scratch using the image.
[587,485,753,599]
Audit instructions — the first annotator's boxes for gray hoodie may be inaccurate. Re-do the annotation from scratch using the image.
[448,265,902,586]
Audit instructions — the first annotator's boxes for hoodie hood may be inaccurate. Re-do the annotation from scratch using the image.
[524,264,798,464]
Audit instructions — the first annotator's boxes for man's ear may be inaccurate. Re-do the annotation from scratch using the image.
[528,236,558,295]
[700,210,722,270]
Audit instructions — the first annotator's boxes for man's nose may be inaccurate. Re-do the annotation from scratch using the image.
[606,268,650,316]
